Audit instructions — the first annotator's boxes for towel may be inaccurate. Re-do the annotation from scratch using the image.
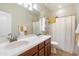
[19,25,27,37]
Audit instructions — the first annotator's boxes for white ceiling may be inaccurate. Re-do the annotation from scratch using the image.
[44,3,76,11]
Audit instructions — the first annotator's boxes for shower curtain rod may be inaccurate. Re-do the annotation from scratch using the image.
[55,14,76,18]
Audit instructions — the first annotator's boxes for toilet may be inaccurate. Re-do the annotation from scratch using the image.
[51,41,58,54]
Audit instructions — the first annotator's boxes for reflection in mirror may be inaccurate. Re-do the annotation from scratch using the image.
[0,11,11,38]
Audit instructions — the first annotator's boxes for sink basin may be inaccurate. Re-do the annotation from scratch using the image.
[38,35,47,38]
[4,41,28,49]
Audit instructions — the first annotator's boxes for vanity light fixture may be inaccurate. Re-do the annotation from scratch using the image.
[17,3,37,11]
[33,3,38,10]
[24,3,29,8]
[28,3,33,11]
[17,2,23,6]
[28,3,38,11]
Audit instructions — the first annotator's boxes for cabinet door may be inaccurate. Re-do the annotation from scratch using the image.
[19,46,38,56]
[45,43,51,56]
[39,48,44,56]
[38,42,44,50]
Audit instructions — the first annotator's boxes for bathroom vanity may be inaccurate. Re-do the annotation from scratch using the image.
[0,34,51,56]
[19,38,51,56]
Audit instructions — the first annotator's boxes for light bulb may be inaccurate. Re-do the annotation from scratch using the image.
[24,3,29,8]
[33,4,38,10]
[28,3,33,11]
[17,2,23,5]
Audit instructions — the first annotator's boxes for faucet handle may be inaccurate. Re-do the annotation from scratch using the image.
[7,33,12,40]
[8,33,12,36]
[14,35,17,40]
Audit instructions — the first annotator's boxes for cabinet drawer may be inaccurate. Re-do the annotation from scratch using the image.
[19,46,38,56]
[38,42,44,50]
[39,48,44,56]
[45,38,51,45]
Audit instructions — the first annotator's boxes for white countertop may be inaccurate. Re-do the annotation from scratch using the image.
[0,34,51,56]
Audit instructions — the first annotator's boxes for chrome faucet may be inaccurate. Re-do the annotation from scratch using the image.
[7,33,17,42]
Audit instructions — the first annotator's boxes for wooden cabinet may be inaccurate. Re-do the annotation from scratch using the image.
[39,48,44,56]
[38,42,45,56]
[45,43,51,56]
[45,38,51,56]
[38,42,44,50]
[19,38,51,56]
[33,53,38,56]
[19,45,38,56]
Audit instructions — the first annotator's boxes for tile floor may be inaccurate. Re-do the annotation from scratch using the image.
[51,48,77,56]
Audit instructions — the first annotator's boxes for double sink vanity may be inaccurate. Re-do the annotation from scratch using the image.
[0,34,51,56]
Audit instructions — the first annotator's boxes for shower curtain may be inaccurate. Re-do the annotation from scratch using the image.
[49,16,75,53]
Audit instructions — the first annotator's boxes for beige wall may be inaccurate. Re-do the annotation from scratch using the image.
[75,4,79,55]
[76,4,79,25]
[37,4,51,18]
[32,4,51,22]
[51,6,76,17]
[0,3,38,36]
